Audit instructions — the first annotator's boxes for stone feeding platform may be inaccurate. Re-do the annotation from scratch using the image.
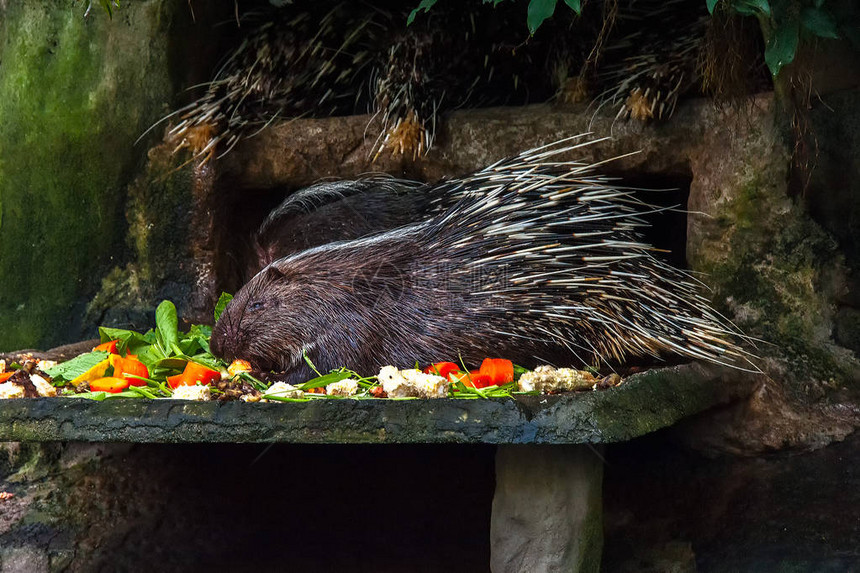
[0,362,757,572]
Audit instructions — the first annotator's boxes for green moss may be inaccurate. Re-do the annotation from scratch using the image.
[82,138,197,332]
[2,442,63,483]
[701,171,852,381]
[0,1,177,350]
[125,144,195,285]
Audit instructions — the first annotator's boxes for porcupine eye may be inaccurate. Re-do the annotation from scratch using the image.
[247,300,265,312]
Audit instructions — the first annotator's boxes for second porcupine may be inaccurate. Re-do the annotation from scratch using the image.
[211,138,754,383]
[250,177,430,277]
[249,174,475,277]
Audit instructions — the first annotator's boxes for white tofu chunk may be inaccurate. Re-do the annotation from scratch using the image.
[30,374,57,397]
[326,379,359,396]
[378,366,448,398]
[262,382,304,401]
[517,365,597,393]
[0,383,24,399]
[171,385,212,401]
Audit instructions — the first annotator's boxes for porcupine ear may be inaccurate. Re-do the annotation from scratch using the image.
[264,264,286,280]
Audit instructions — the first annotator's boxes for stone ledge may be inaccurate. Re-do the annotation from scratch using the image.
[217,95,776,190]
[0,363,758,444]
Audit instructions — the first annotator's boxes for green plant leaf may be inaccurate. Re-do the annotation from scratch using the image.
[563,0,581,14]
[103,390,145,400]
[98,326,152,355]
[765,17,799,76]
[239,371,269,393]
[801,7,839,39]
[155,300,179,356]
[512,364,530,381]
[303,352,322,376]
[127,384,158,399]
[297,372,353,391]
[99,326,133,343]
[70,391,108,401]
[707,0,720,14]
[156,357,191,371]
[527,0,558,34]
[732,0,770,16]
[214,292,233,322]
[137,344,166,367]
[185,324,213,356]
[187,355,221,371]
[745,0,770,16]
[44,351,108,382]
[407,0,438,25]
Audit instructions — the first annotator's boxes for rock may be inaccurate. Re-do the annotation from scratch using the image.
[0,546,49,573]
[0,0,184,350]
[675,377,860,456]
[0,340,100,364]
[218,98,726,189]
[603,541,697,573]
[603,427,860,571]
[491,445,603,573]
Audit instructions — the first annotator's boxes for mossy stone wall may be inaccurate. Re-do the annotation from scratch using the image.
[0,0,181,350]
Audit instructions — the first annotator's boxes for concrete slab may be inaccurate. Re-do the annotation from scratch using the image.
[0,363,756,444]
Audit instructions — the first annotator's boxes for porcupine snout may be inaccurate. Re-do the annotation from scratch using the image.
[210,289,254,364]
[209,310,235,363]
[210,266,297,371]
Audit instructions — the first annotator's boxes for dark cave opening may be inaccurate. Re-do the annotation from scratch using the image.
[608,172,693,271]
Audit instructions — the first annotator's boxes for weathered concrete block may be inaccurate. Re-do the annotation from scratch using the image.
[0,363,758,444]
[491,445,603,573]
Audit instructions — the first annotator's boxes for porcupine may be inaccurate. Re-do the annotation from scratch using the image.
[157,0,768,165]
[247,172,482,280]
[164,2,385,160]
[250,177,430,277]
[211,136,755,384]
[592,0,769,122]
[369,2,564,159]
[160,0,572,162]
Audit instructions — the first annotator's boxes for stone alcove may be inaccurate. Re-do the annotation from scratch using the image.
[207,148,694,297]
[3,1,860,570]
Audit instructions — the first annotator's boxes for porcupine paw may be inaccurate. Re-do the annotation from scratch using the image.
[623,87,659,121]
[556,74,592,105]
[169,123,218,164]
[373,110,428,162]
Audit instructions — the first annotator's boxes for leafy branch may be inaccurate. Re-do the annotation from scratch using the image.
[710,0,840,76]
[409,0,584,33]
[410,0,847,78]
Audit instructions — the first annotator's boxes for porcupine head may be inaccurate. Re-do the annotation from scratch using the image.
[209,224,488,385]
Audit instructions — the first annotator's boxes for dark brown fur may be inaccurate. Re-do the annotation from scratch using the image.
[250,178,428,277]
[212,224,558,384]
